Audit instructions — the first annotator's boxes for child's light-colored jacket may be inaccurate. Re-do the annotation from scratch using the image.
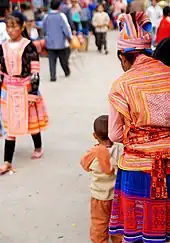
[81,143,123,200]
[92,12,110,33]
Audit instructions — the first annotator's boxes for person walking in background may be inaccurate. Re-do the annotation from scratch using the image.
[60,0,75,30]
[153,37,170,66]
[112,0,127,29]
[24,12,39,41]
[70,0,82,34]
[114,0,127,16]
[129,0,145,12]
[155,6,170,45]
[88,0,97,34]
[146,0,162,43]
[0,7,10,44]
[43,0,73,82]
[92,4,110,54]
[81,115,123,243]
[80,1,91,51]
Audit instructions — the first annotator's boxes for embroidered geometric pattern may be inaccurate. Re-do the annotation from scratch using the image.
[146,93,170,127]
[109,169,170,243]
[109,55,170,171]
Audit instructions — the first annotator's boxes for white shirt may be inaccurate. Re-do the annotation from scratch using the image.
[0,22,9,45]
[146,4,163,28]
[30,28,39,41]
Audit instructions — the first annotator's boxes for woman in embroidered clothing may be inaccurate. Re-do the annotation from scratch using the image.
[0,12,48,174]
[108,12,170,243]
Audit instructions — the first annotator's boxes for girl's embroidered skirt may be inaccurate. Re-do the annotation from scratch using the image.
[109,169,170,243]
[0,76,48,136]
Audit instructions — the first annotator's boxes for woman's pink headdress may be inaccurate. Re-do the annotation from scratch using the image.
[117,12,152,52]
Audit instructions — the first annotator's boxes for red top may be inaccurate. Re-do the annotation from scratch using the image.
[156,16,170,44]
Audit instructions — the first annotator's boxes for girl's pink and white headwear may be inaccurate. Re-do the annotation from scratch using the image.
[117,12,152,53]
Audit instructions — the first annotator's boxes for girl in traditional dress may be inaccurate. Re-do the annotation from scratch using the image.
[0,12,48,174]
[108,12,170,243]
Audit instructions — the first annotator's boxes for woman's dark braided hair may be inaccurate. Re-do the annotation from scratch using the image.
[153,37,170,66]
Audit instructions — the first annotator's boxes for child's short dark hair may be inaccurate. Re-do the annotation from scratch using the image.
[94,115,109,141]
[96,3,104,11]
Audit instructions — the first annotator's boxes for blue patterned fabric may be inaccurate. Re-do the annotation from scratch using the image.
[109,169,170,243]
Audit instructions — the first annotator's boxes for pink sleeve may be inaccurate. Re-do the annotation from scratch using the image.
[108,104,124,143]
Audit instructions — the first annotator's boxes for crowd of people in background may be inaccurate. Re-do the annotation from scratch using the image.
[5,0,170,51]
[1,0,169,55]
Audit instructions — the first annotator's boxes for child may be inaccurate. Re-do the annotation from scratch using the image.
[0,12,48,174]
[80,115,123,243]
[92,4,110,54]
[71,0,82,34]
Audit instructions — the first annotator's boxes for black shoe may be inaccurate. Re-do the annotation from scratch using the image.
[105,50,108,55]
[50,79,56,82]
[65,70,71,77]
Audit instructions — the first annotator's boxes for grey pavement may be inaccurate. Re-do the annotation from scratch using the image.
[0,31,122,243]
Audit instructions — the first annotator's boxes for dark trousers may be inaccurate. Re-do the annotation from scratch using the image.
[48,48,71,81]
[81,21,89,36]
[95,32,107,51]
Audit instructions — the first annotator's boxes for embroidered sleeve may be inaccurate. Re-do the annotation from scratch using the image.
[31,61,40,73]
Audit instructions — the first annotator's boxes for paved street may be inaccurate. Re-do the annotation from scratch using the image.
[0,31,122,243]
